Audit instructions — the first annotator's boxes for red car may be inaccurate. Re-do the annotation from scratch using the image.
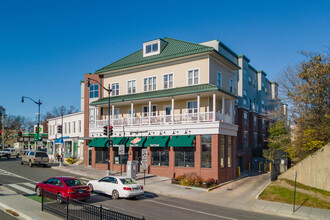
[35,177,91,203]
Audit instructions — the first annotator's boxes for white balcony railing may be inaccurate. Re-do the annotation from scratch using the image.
[93,111,232,128]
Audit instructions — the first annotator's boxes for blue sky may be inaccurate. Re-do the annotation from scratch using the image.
[0,0,329,120]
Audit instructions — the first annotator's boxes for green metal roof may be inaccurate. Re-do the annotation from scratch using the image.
[90,84,237,106]
[94,37,239,74]
[89,137,108,147]
[95,38,214,74]
[168,135,196,147]
[145,136,170,147]
[127,137,147,147]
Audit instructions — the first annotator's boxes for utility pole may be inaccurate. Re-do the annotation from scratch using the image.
[1,113,4,150]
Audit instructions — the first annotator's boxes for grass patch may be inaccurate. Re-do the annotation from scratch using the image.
[281,178,330,197]
[25,195,54,203]
[259,185,330,209]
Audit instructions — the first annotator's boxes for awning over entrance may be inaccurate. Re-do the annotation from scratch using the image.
[145,136,170,147]
[88,137,108,147]
[127,137,147,147]
[55,136,70,144]
[111,137,129,147]
[168,135,196,147]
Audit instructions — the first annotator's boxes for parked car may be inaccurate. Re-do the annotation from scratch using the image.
[21,150,49,167]
[35,177,91,203]
[87,176,144,199]
[0,149,10,158]
[2,148,21,158]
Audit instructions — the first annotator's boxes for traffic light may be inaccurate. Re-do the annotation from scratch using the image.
[103,126,108,136]
[35,127,39,133]
[57,125,62,133]
[0,130,2,136]
[109,126,113,136]
[18,131,22,137]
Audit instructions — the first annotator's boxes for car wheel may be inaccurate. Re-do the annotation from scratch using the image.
[35,187,41,196]
[56,193,63,204]
[112,190,119,200]
[16,154,19,158]
[21,161,24,165]
[88,184,94,192]
[29,161,33,167]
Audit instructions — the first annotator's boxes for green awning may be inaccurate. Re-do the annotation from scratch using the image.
[145,136,170,147]
[88,137,108,147]
[127,137,147,147]
[111,137,129,147]
[168,135,196,147]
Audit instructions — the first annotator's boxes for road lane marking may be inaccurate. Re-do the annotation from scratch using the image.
[0,168,35,182]
[7,184,35,194]
[21,182,36,189]
[145,200,238,220]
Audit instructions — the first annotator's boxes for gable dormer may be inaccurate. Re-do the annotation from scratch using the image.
[143,39,167,57]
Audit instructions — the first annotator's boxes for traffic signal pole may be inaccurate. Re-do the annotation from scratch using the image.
[1,113,4,150]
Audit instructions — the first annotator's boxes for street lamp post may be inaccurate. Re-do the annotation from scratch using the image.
[86,78,112,176]
[22,96,42,150]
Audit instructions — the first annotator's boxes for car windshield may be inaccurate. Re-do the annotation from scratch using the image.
[36,152,48,157]
[120,178,136,185]
[3,149,9,151]
[64,179,85,187]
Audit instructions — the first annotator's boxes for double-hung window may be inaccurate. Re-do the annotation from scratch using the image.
[89,83,98,98]
[144,77,156,92]
[111,83,119,96]
[243,90,247,105]
[127,80,136,94]
[142,105,157,117]
[163,73,173,89]
[243,68,247,79]
[187,101,197,114]
[244,112,248,124]
[229,79,233,93]
[187,69,199,86]
[217,72,222,88]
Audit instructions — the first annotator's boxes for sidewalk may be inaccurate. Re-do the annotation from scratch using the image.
[0,186,61,220]
[52,164,330,220]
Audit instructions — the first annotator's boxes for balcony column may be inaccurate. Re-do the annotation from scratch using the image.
[171,97,174,123]
[197,94,200,123]
[112,105,114,124]
[148,101,151,125]
[131,102,134,125]
[222,96,225,115]
[213,93,216,122]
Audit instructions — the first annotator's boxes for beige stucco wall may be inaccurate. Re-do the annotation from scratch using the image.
[209,56,236,92]
[103,57,209,96]
[278,143,330,191]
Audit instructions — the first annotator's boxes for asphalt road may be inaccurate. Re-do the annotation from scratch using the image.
[0,158,294,220]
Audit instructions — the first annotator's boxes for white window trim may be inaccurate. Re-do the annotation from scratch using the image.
[143,40,161,57]
[217,71,222,88]
[126,79,137,94]
[186,100,198,114]
[186,68,200,86]
[141,105,157,116]
[163,105,171,116]
[111,82,120,96]
[143,76,157,92]
[162,73,174,89]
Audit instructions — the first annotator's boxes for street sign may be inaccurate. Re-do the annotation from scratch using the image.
[119,145,125,155]
[141,148,148,171]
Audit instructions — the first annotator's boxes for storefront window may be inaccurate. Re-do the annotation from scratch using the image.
[113,148,128,165]
[220,135,225,168]
[151,147,169,166]
[47,142,53,155]
[228,136,233,168]
[64,141,72,158]
[201,135,212,168]
[95,147,108,164]
[175,147,195,167]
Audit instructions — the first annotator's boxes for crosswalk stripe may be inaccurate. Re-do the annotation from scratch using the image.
[0,168,35,182]
[22,182,36,189]
[8,184,35,194]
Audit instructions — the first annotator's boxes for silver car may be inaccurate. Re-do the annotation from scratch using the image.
[21,150,49,167]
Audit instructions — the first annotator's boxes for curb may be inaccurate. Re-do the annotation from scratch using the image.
[0,201,32,220]
[207,173,250,192]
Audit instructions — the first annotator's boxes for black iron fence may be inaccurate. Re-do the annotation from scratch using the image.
[41,189,145,220]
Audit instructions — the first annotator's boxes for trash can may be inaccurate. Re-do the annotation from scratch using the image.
[127,161,137,179]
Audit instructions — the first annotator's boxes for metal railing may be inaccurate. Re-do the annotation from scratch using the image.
[41,189,144,220]
[93,111,231,128]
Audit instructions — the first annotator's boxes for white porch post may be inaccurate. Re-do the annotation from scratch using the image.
[112,105,114,124]
[148,101,151,125]
[222,96,225,114]
[213,93,216,122]
[197,94,200,122]
[171,97,174,123]
[131,102,134,125]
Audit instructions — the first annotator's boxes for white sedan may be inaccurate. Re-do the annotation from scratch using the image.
[87,176,144,199]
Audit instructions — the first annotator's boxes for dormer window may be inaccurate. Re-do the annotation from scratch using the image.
[143,39,167,57]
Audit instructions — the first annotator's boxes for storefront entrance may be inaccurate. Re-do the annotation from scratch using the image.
[133,148,142,172]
